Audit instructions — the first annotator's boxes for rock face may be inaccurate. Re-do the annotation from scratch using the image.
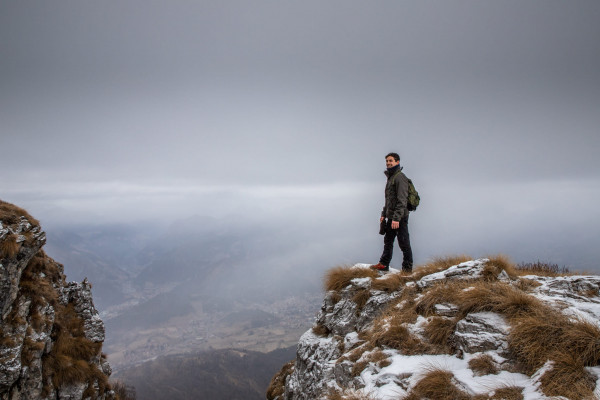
[268,258,600,399]
[0,201,113,400]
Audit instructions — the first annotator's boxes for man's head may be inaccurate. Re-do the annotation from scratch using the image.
[385,152,400,168]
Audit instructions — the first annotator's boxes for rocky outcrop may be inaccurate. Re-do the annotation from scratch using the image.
[269,258,600,399]
[0,200,114,400]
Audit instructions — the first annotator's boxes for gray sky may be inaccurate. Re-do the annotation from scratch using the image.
[2,1,599,270]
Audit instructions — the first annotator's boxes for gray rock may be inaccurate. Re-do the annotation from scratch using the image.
[0,208,113,400]
[453,312,509,353]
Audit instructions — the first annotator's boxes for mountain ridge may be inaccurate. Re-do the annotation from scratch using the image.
[0,200,114,399]
[269,257,600,399]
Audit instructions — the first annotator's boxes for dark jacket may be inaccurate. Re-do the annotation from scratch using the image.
[381,166,409,221]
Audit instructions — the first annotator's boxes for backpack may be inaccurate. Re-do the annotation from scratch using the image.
[390,170,420,212]
[407,178,420,211]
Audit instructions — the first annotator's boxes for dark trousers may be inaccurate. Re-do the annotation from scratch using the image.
[379,216,413,271]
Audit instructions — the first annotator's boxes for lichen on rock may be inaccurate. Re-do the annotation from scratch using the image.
[0,200,114,400]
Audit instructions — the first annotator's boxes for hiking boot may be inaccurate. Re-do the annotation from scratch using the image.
[369,263,389,272]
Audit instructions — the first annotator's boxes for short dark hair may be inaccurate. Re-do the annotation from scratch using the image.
[385,152,400,162]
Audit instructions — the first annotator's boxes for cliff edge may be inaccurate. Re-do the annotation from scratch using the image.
[0,200,113,400]
[268,257,600,399]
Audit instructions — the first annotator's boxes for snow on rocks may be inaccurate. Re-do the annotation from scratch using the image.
[272,259,600,400]
[453,312,509,354]
[417,259,489,289]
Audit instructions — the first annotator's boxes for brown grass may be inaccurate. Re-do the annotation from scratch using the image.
[412,255,472,280]
[339,342,375,365]
[312,323,330,337]
[580,287,600,298]
[325,388,377,400]
[266,360,294,400]
[403,369,471,400]
[351,349,391,376]
[1,233,20,259]
[483,254,519,280]
[321,255,599,399]
[324,266,379,292]
[513,278,541,292]
[41,299,108,396]
[422,316,456,352]
[468,354,498,376]
[472,385,524,400]
[538,355,596,398]
[21,337,46,366]
[0,200,40,226]
[352,289,371,312]
[507,308,600,398]
[456,282,543,319]
[371,321,429,355]
[415,281,464,316]
[370,271,413,292]
[111,380,137,400]
[509,310,600,373]
[0,327,17,347]
[516,261,571,276]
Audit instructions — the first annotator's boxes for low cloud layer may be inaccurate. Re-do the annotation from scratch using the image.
[2,1,599,271]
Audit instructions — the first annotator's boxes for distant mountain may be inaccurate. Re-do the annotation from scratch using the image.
[114,346,296,400]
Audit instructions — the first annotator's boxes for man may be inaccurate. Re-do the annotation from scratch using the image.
[370,152,413,272]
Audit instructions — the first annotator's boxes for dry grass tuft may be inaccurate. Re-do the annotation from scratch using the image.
[468,354,498,376]
[472,385,524,400]
[324,266,379,292]
[370,272,411,292]
[325,388,377,400]
[0,327,17,347]
[0,200,40,226]
[415,281,465,316]
[21,337,46,366]
[351,349,391,377]
[490,386,524,400]
[312,323,330,337]
[483,254,519,279]
[513,278,541,292]
[41,301,107,395]
[404,368,471,400]
[111,380,137,400]
[352,289,371,312]
[330,291,342,304]
[516,261,571,276]
[371,322,429,355]
[413,255,472,280]
[457,282,543,319]
[509,310,600,374]
[580,287,600,298]
[507,307,600,398]
[538,356,596,399]
[422,316,456,351]
[266,360,294,400]
[1,233,20,259]
[338,342,375,368]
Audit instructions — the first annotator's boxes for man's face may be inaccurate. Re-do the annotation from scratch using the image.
[386,156,399,168]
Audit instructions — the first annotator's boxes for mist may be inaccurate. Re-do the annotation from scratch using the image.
[2,0,600,277]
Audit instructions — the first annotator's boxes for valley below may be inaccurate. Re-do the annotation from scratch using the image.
[103,291,320,371]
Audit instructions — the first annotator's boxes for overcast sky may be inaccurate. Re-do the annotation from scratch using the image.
[1,1,599,270]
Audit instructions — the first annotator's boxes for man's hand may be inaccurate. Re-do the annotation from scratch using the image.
[391,220,399,229]
[380,216,385,223]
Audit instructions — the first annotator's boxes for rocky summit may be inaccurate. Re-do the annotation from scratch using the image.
[0,201,113,400]
[268,258,600,399]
